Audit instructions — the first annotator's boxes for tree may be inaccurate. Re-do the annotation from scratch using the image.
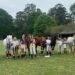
[70,3,75,23]
[34,13,56,36]
[0,8,13,39]
[15,11,27,36]
[24,3,36,15]
[48,3,68,25]
[15,4,42,36]
[26,8,42,34]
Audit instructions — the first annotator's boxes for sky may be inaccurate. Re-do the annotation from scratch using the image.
[0,0,75,18]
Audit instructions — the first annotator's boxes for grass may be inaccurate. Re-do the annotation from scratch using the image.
[0,40,75,75]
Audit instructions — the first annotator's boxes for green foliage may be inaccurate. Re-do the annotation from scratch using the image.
[15,4,42,37]
[48,3,71,25]
[26,9,42,34]
[0,8,13,39]
[70,3,75,22]
[70,3,75,15]
[34,13,56,36]
[50,23,75,34]
[0,3,75,38]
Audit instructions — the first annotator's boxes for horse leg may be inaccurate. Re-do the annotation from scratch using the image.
[69,44,72,52]
[28,46,30,56]
[74,45,75,52]
[51,45,55,54]
[41,45,44,54]
[35,45,37,54]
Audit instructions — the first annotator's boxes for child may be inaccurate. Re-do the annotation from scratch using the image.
[46,37,52,56]
[62,38,67,54]
[11,37,19,58]
[30,35,36,58]
[20,34,26,58]
[57,38,62,54]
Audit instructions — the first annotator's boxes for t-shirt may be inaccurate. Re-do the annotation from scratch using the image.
[20,38,26,44]
[63,41,67,48]
[57,40,62,46]
[12,40,19,47]
[46,39,51,45]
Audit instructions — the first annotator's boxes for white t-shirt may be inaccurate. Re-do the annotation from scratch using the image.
[12,40,19,47]
[57,40,62,47]
[63,41,67,48]
[46,39,51,45]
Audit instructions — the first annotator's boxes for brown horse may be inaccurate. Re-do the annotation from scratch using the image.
[35,36,46,54]
[25,35,46,55]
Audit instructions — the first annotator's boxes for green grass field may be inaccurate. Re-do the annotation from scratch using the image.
[0,41,75,75]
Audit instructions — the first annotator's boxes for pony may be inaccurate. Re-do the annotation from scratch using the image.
[35,36,46,54]
[67,36,75,52]
[3,35,20,58]
[3,35,12,58]
[24,35,46,55]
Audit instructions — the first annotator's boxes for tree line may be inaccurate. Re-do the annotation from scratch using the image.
[0,3,75,39]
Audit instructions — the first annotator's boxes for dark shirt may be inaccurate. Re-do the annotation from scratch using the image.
[20,38,26,44]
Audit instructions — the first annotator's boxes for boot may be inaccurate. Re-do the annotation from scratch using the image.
[49,51,52,56]
[34,54,36,57]
[31,54,33,59]
[46,51,48,55]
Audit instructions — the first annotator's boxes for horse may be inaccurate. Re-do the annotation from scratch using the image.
[3,35,13,58]
[24,34,59,55]
[3,35,20,58]
[35,36,46,54]
[24,35,46,55]
[67,36,75,52]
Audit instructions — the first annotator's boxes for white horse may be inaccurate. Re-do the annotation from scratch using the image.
[3,35,12,57]
[3,35,12,50]
[67,35,75,52]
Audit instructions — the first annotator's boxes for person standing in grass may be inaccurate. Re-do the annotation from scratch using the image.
[57,38,62,54]
[62,38,67,54]
[20,34,26,58]
[46,37,52,56]
[30,35,36,58]
[11,37,19,58]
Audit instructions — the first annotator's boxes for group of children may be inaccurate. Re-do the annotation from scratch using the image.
[4,34,69,59]
[45,37,67,57]
[5,35,35,59]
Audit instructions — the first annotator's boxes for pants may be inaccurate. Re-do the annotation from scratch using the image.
[12,46,19,57]
[6,44,11,57]
[58,45,62,54]
[46,44,52,55]
[30,44,36,55]
[46,45,51,52]
[20,44,26,53]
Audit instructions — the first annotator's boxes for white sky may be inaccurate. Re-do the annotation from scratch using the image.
[0,0,75,18]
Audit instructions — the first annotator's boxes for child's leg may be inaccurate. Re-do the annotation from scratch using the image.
[30,44,33,58]
[58,46,61,54]
[64,48,67,54]
[33,44,36,57]
[15,46,19,57]
[21,44,26,58]
[46,45,49,55]
[49,46,52,56]
[12,47,15,58]
[23,45,26,57]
